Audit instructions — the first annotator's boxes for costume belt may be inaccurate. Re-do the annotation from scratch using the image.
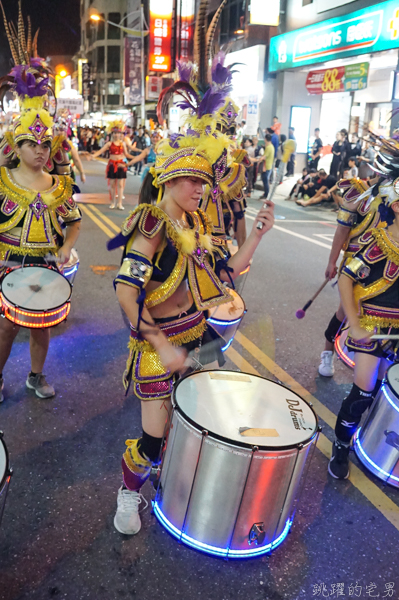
[128,309,207,353]
[360,303,399,331]
[108,158,126,167]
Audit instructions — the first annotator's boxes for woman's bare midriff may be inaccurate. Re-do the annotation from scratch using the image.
[109,154,125,161]
[146,278,194,319]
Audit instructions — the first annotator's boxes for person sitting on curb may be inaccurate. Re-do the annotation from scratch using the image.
[296,170,337,207]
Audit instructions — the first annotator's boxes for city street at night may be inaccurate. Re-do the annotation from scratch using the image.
[1,158,398,599]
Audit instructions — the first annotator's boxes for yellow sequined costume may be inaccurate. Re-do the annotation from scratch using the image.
[0,166,80,267]
[113,203,232,400]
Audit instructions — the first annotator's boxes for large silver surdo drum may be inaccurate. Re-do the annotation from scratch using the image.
[154,370,319,558]
[354,363,399,487]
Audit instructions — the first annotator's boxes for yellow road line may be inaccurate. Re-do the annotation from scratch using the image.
[88,204,121,233]
[227,337,399,532]
[80,204,114,238]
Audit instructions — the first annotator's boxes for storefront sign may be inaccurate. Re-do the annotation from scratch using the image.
[146,75,162,100]
[81,62,91,101]
[149,0,173,72]
[246,95,259,136]
[305,62,369,94]
[269,0,399,72]
[178,0,195,61]
[125,37,143,105]
[57,98,84,114]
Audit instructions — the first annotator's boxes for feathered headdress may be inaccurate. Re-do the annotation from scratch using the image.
[156,0,241,133]
[0,1,55,146]
[106,120,125,134]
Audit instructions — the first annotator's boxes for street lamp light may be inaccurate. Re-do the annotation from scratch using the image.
[90,7,148,125]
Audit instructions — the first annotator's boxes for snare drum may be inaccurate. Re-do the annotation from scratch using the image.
[0,264,72,328]
[207,290,246,351]
[354,363,399,487]
[0,432,12,528]
[154,370,319,558]
[60,248,80,285]
[335,328,355,369]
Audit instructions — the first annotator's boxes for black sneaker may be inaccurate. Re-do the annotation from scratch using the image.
[328,440,350,479]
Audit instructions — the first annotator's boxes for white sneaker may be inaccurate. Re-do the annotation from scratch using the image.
[318,351,335,377]
[114,487,147,535]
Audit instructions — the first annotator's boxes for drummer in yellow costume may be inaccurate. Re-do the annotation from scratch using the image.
[318,175,383,377]
[108,17,275,533]
[329,134,399,480]
[0,4,81,402]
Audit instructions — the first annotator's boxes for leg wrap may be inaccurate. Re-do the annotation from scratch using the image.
[324,313,343,344]
[138,431,163,463]
[335,384,373,444]
[121,434,163,491]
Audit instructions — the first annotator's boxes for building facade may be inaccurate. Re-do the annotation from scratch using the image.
[269,0,399,168]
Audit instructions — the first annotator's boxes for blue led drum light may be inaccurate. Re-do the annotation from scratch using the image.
[354,429,399,483]
[381,384,399,415]
[221,338,234,352]
[63,264,79,278]
[208,317,242,326]
[152,501,293,558]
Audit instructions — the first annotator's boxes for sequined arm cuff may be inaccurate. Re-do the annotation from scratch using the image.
[114,250,153,289]
[337,207,357,227]
[57,197,82,223]
[342,256,371,281]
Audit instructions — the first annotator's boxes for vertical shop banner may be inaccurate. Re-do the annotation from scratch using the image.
[149,0,173,72]
[305,62,369,94]
[178,0,195,61]
[82,62,91,101]
[246,95,259,136]
[125,37,143,105]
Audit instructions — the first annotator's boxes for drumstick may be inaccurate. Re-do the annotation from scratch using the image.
[370,334,399,340]
[257,139,297,230]
[296,278,330,319]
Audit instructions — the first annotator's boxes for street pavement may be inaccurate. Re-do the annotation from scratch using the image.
[0,157,398,600]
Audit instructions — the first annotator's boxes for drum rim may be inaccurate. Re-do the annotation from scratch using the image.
[1,264,72,309]
[172,369,319,451]
[209,291,246,316]
[0,433,10,489]
[384,364,399,408]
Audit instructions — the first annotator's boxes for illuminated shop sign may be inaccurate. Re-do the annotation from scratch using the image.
[149,0,173,72]
[305,62,369,94]
[269,0,399,72]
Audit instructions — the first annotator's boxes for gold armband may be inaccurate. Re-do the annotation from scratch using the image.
[342,256,370,281]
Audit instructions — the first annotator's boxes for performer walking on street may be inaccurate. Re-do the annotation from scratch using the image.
[329,135,399,479]
[0,4,81,402]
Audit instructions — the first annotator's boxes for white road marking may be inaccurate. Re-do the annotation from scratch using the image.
[245,214,333,249]
[314,233,335,242]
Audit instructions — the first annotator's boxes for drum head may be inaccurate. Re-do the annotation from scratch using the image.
[209,290,245,320]
[173,370,318,449]
[1,266,71,311]
[0,437,7,486]
[386,363,399,401]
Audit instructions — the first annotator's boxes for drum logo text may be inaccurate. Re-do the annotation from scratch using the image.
[286,399,312,431]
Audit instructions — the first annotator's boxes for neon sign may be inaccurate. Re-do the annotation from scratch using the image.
[149,0,173,72]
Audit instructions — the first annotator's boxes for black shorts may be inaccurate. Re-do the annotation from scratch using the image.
[346,326,399,360]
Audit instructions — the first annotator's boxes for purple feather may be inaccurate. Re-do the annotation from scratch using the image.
[212,63,231,85]
[198,89,226,117]
[177,60,195,84]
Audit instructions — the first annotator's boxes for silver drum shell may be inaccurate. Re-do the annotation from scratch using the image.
[155,404,317,556]
[355,384,399,488]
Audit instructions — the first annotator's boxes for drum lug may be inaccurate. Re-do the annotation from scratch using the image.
[150,465,161,489]
[248,522,265,546]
